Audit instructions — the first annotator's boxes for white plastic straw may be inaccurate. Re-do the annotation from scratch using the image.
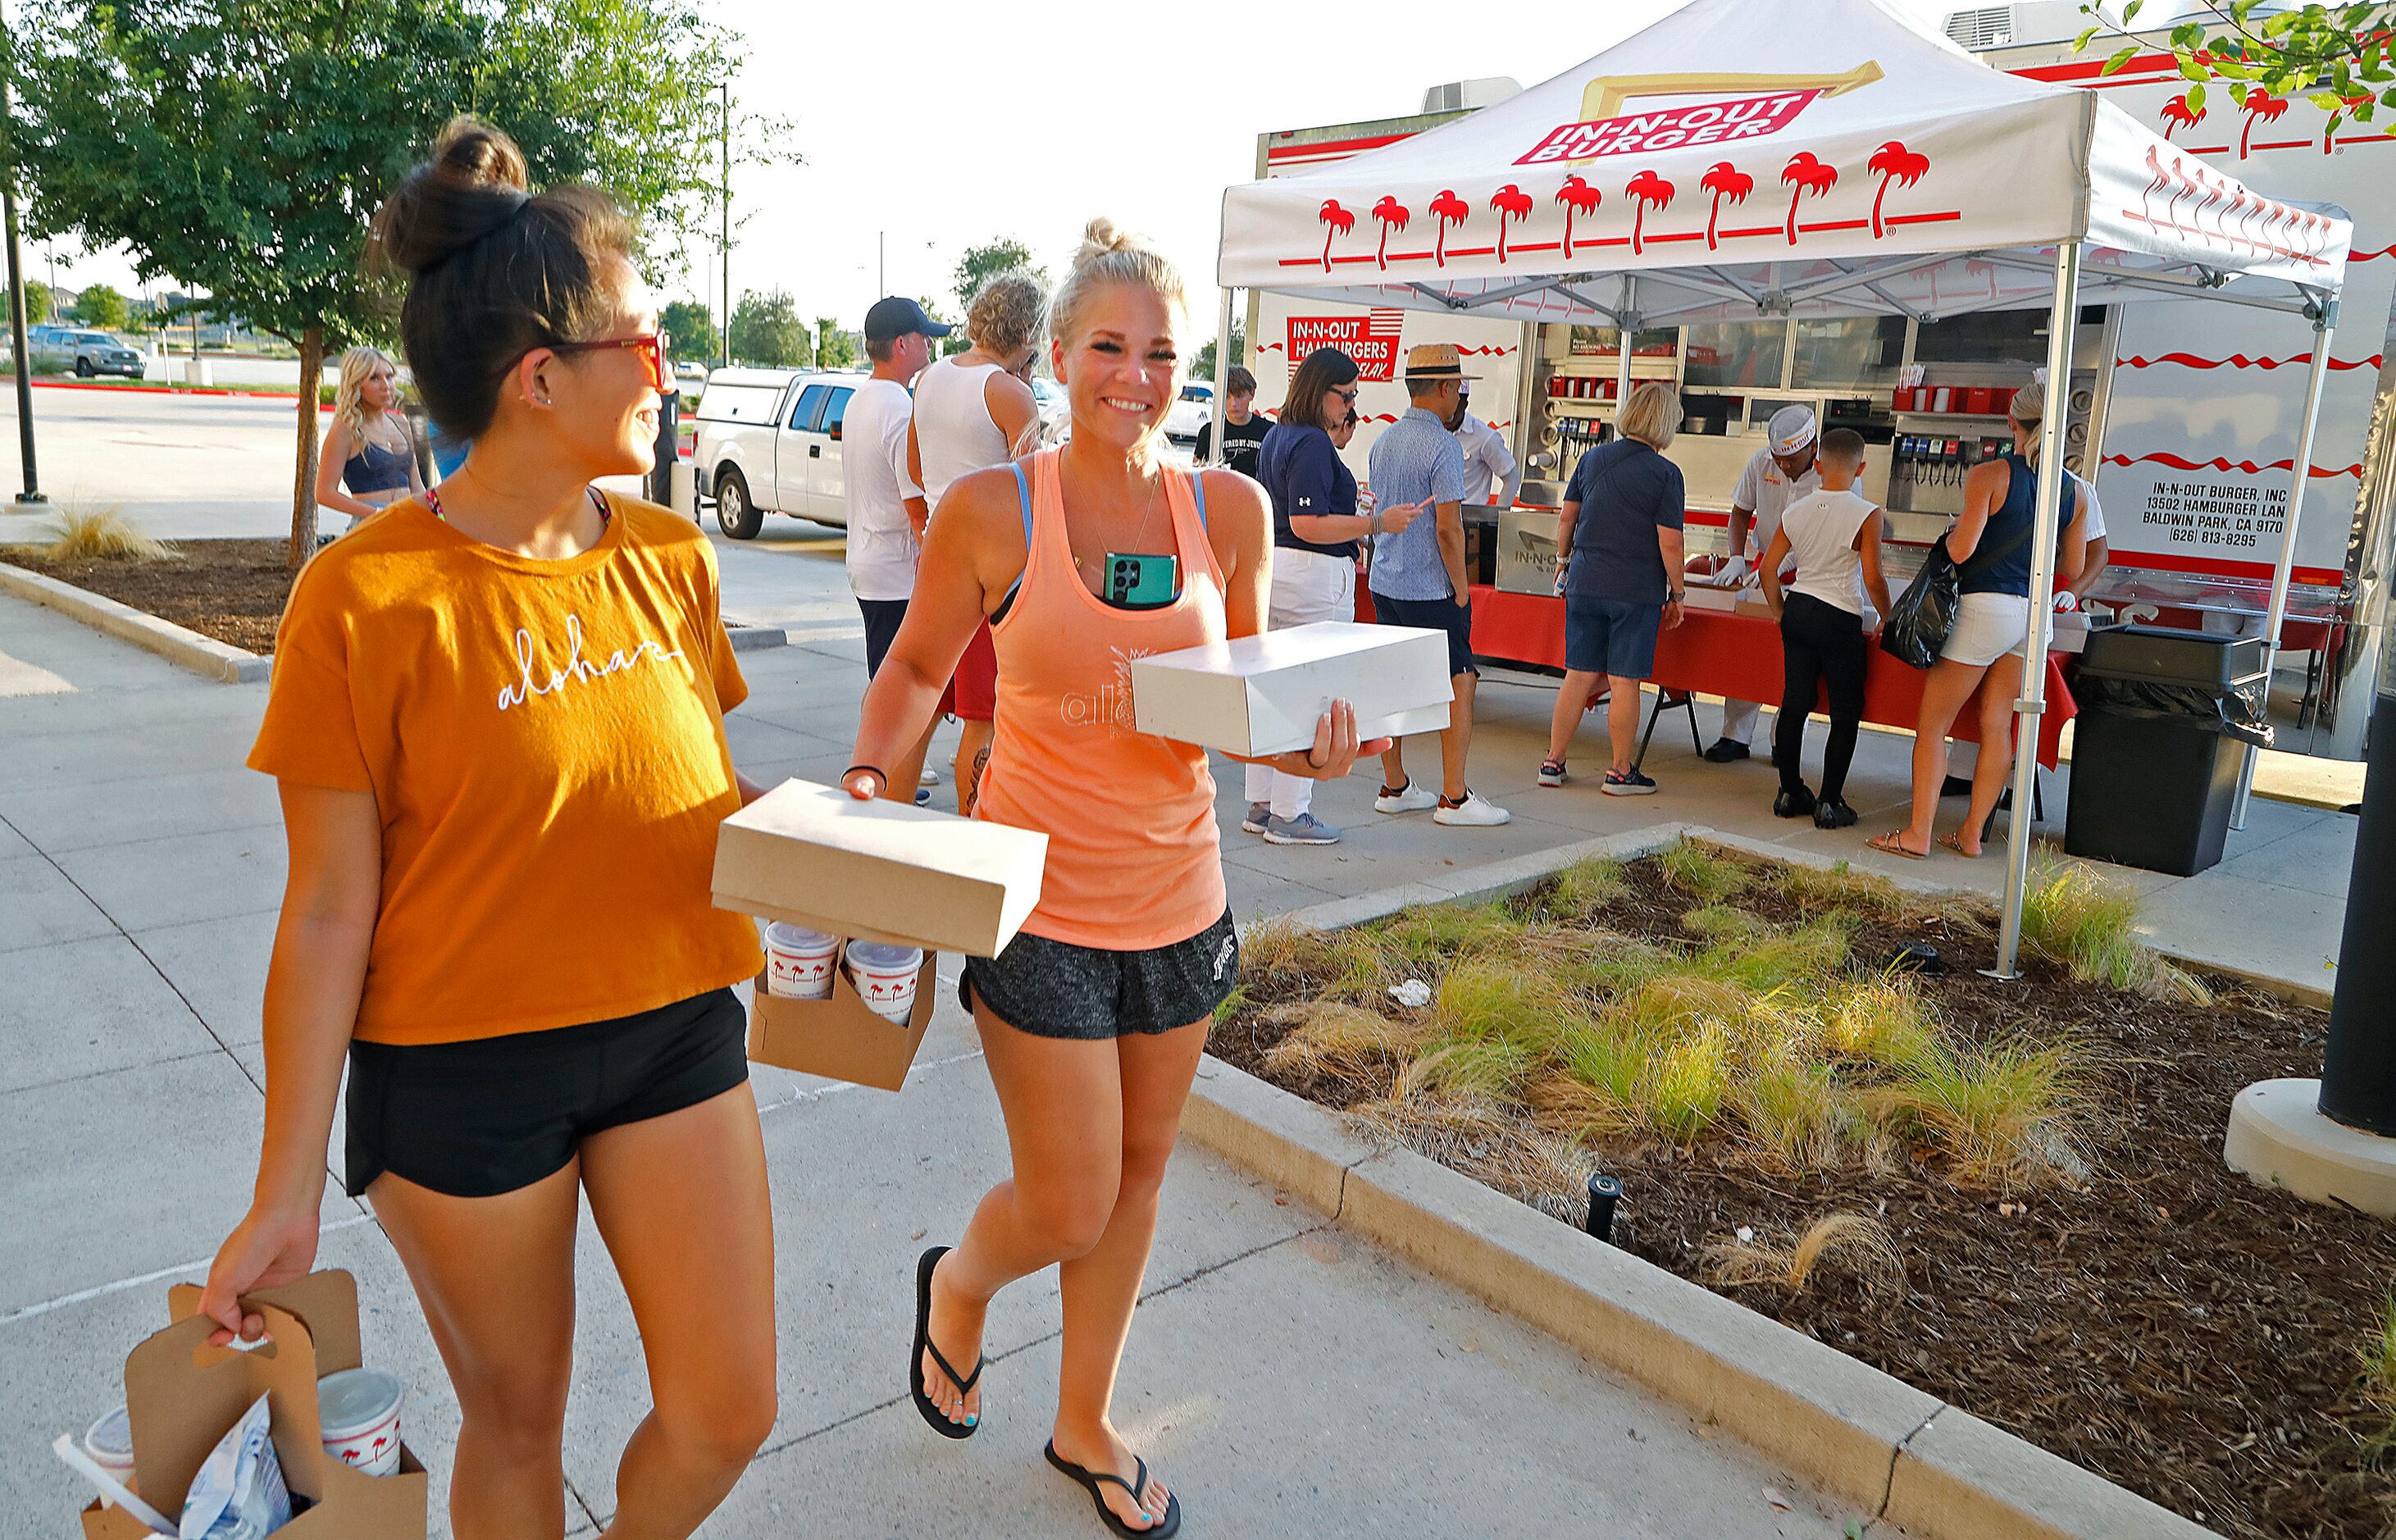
[52,1432,176,1535]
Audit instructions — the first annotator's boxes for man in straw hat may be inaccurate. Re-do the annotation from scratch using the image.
[1710,403,1823,763]
[1364,343,1510,827]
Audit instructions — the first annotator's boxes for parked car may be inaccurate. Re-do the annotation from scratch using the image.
[691,367,872,538]
[38,329,144,378]
[1029,374,1071,447]
[1161,381,1212,443]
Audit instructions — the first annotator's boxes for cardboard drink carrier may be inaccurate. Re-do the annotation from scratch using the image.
[83,1269,426,1538]
[713,778,1048,1091]
[1127,621,1454,758]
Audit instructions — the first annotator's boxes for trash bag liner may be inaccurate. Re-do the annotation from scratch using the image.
[2076,673,2274,749]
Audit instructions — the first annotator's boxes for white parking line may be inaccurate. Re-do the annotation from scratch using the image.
[1,1212,380,1329]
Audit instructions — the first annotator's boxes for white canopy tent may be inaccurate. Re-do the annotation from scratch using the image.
[1209,0,2352,975]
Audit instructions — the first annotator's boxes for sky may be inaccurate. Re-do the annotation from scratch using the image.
[45,0,1961,337]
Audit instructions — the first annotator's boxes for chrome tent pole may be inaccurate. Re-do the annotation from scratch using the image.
[2230,298,2337,828]
[1209,285,1234,466]
[1991,240,2084,981]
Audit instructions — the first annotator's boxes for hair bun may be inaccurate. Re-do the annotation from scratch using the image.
[372,116,533,276]
[1073,216,1151,270]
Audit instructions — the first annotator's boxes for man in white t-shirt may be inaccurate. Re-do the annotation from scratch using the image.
[1708,405,1822,762]
[849,297,952,795]
[1447,385,1523,510]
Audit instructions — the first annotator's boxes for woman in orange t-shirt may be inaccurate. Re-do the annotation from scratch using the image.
[199,121,776,1538]
[848,220,1382,1538]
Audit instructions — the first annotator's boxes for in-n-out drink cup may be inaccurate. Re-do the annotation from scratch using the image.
[843,941,922,1023]
[763,923,839,1000]
[84,1406,136,1483]
[317,1367,405,1477]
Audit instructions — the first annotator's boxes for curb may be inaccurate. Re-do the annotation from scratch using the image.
[0,562,271,683]
[726,625,790,654]
[28,378,332,406]
[1193,832,2226,1540]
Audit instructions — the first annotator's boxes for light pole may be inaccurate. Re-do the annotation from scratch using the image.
[1,2,42,504]
[718,83,730,371]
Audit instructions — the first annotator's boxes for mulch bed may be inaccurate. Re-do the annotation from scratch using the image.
[2,538,295,654]
[1211,853,2394,1539]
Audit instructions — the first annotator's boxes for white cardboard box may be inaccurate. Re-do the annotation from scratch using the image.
[1128,621,1454,757]
[713,778,1048,957]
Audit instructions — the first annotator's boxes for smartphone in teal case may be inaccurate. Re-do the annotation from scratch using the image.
[1105,552,1179,609]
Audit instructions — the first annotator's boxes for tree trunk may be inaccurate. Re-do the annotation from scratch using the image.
[289,326,325,570]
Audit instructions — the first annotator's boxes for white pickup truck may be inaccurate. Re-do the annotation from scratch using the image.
[691,367,872,539]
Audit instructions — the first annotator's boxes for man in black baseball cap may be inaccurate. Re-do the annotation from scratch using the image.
[863,296,953,347]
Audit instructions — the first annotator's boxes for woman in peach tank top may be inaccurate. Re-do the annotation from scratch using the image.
[847,220,1383,1538]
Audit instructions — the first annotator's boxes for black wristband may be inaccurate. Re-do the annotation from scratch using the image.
[845,763,888,788]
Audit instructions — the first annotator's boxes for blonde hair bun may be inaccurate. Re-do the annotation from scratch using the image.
[1047,216,1189,351]
[1073,216,1150,268]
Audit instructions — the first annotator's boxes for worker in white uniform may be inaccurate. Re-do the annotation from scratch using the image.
[1708,404,1822,763]
[1448,385,1523,510]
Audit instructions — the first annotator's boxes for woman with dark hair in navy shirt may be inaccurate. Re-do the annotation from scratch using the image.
[1241,347,1423,846]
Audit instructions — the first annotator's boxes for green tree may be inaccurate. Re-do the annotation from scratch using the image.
[1191,320,1246,384]
[2075,2,2396,141]
[728,289,809,367]
[75,282,127,330]
[952,238,1044,312]
[813,317,858,371]
[7,281,52,326]
[16,0,780,567]
[660,298,720,365]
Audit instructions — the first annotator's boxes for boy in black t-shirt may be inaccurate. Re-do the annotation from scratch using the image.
[1196,365,1269,478]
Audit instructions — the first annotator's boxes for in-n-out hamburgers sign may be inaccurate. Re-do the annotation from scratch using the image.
[1516,63,1884,165]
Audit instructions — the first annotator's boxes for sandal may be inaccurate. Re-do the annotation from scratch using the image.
[1867,831,1927,860]
[1938,830,1982,859]
[909,1247,982,1439]
[1045,1441,1182,1538]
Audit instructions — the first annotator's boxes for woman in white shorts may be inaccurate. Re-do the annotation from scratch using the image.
[1874,380,2084,859]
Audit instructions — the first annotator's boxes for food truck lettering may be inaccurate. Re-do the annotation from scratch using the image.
[1285,313,1404,380]
[2137,480,2283,551]
[1518,91,1825,165]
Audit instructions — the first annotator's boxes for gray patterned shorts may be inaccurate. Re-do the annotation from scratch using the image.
[960,909,1240,1040]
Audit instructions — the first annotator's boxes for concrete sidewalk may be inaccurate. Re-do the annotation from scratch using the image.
[1,588,1880,1535]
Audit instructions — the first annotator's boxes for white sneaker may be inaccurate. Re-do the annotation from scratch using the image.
[920,768,941,786]
[1375,780,1439,815]
[1433,790,1512,827]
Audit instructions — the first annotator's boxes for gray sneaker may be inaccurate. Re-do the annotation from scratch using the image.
[1262,811,1341,845]
[1241,801,1272,834]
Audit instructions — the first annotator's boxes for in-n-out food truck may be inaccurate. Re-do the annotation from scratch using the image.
[1234,2,2388,764]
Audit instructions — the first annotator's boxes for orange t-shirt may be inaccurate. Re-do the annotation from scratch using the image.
[248,494,763,1046]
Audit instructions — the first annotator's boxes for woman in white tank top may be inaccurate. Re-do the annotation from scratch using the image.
[906,270,1047,809]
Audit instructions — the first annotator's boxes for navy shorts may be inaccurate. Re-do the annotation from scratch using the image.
[859,597,909,679]
[1565,596,1663,678]
[344,988,749,1198]
[1372,590,1478,678]
[960,909,1240,1040]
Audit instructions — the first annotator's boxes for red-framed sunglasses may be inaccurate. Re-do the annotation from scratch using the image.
[549,331,667,390]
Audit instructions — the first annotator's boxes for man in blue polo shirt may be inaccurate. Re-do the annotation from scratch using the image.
[1366,343,1510,827]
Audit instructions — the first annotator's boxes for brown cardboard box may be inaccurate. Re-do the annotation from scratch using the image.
[713,778,1047,957]
[82,1270,426,1538]
[745,950,939,1091]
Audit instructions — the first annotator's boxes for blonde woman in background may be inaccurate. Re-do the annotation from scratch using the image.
[315,344,424,527]
[909,267,1047,811]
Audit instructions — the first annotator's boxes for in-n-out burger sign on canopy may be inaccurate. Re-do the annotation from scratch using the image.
[1287,312,1404,380]
[1516,63,1884,165]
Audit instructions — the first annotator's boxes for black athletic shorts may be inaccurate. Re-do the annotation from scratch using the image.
[960,909,1240,1040]
[859,597,909,679]
[1372,590,1478,678]
[344,987,749,1199]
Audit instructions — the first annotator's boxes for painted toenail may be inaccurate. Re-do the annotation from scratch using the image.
[963,1415,977,1426]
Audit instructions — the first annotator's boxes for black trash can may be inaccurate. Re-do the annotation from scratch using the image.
[2063,625,2273,876]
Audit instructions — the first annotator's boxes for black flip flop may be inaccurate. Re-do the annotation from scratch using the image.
[1045,1441,1182,1538]
[909,1246,982,1440]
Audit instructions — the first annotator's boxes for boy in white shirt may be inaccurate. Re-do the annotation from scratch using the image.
[1759,429,1893,830]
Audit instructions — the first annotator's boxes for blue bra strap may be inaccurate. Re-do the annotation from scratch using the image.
[999,461,1034,613]
[1191,467,1208,529]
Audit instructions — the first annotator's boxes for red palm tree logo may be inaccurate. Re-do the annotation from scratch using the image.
[1428,189,1470,267]
[1698,162,1751,251]
[2239,92,2287,158]
[1370,196,1410,271]
[1490,184,1534,262]
[1865,141,1929,239]
[2138,145,2171,228]
[2159,93,2205,141]
[1779,153,1838,244]
[1556,175,1601,259]
[1316,199,1355,272]
[1624,171,1674,256]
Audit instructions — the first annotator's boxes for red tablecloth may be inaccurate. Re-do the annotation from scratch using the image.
[1359,585,2075,768]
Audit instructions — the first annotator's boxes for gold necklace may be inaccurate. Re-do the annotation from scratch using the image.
[1068,467,1164,572]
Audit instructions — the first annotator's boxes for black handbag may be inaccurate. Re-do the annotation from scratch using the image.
[1879,467,2040,670]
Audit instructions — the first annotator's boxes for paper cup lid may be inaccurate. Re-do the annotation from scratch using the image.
[85,1405,134,1460]
[764,922,837,950]
[317,1367,404,1437]
[845,941,922,971]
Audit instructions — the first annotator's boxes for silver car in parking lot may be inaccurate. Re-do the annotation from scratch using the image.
[39,328,145,378]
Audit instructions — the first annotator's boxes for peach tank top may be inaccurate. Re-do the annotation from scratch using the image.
[977,449,1228,950]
